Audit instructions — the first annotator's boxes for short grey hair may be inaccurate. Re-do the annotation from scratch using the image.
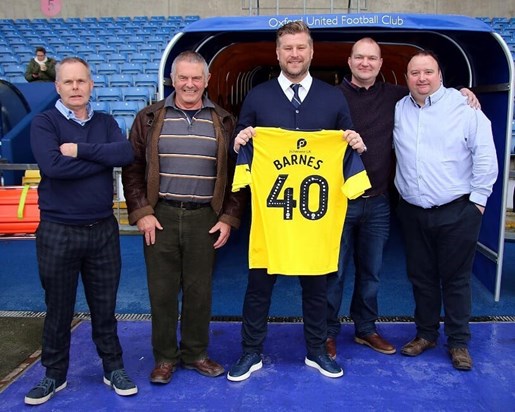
[171,51,209,79]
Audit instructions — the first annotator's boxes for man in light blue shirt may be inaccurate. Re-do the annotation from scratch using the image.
[393,50,498,371]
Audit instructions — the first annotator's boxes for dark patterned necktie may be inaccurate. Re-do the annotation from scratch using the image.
[291,83,301,108]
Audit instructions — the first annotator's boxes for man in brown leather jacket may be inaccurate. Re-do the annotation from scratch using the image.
[122,51,246,385]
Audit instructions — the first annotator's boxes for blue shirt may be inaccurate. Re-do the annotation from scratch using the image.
[393,85,498,208]
[55,99,94,125]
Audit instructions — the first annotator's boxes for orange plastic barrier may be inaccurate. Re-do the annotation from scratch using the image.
[0,186,40,234]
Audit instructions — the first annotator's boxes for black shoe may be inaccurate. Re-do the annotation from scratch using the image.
[24,376,67,405]
[103,368,138,396]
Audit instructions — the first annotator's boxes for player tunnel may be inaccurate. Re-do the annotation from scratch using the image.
[157,13,514,301]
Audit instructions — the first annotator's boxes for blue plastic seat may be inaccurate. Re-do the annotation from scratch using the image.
[122,86,155,103]
[91,74,108,87]
[0,45,13,57]
[115,115,135,135]
[117,44,139,55]
[84,53,106,65]
[114,115,127,137]
[133,73,158,92]
[92,87,123,102]
[3,64,25,77]
[96,63,120,75]
[3,55,22,65]
[106,53,128,64]
[120,62,144,75]
[129,52,150,64]
[90,100,111,113]
[110,100,145,117]
[109,73,134,87]
[7,75,27,84]
[144,61,159,75]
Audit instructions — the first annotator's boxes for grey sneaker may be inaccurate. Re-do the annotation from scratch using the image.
[103,368,138,396]
[24,376,67,405]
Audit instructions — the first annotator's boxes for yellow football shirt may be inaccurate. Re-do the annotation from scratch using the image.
[233,127,371,275]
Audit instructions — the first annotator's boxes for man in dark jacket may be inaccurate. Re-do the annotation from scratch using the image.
[24,46,57,82]
[122,51,246,385]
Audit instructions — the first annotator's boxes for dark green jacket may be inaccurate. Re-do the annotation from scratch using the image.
[24,57,57,82]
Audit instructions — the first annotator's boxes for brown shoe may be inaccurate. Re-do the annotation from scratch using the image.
[150,362,176,384]
[449,347,472,371]
[183,358,225,377]
[325,337,336,360]
[354,333,396,355]
[401,337,436,357]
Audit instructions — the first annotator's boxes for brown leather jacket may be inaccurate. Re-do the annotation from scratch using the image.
[121,98,247,228]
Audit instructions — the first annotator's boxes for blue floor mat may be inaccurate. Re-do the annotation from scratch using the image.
[2,321,514,411]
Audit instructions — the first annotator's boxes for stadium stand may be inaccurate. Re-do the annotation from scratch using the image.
[2,13,510,135]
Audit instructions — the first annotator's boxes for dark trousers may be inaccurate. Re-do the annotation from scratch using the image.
[242,268,328,356]
[327,194,390,338]
[397,198,483,348]
[144,202,217,364]
[36,216,123,381]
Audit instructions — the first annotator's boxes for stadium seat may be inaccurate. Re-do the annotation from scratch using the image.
[3,64,25,77]
[115,115,135,135]
[17,52,33,64]
[84,53,106,65]
[93,87,123,102]
[106,37,126,49]
[137,43,157,54]
[129,52,151,64]
[114,17,132,23]
[110,100,145,117]
[118,44,139,54]
[90,100,111,113]
[0,54,20,65]
[114,115,127,137]
[96,63,120,75]
[109,73,134,87]
[75,45,97,57]
[106,53,128,64]
[122,86,155,103]
[91,74,108,87]
[0,45,13,58]
[7,75,27,84]
[96,44,118,55]
[120,62,144,75]
[144,61,160,74]
[133,73,158,92]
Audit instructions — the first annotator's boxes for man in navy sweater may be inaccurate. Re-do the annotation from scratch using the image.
[25,57,137,405]
[227,21,366,382]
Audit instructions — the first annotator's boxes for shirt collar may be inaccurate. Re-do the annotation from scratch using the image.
[164,91,215,110]
[409,84,445,107]
[278,72,313,94]
[344,76,380,92]
[55,99,93,125]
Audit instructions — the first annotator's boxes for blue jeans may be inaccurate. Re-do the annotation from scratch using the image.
[327,194,390,338]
